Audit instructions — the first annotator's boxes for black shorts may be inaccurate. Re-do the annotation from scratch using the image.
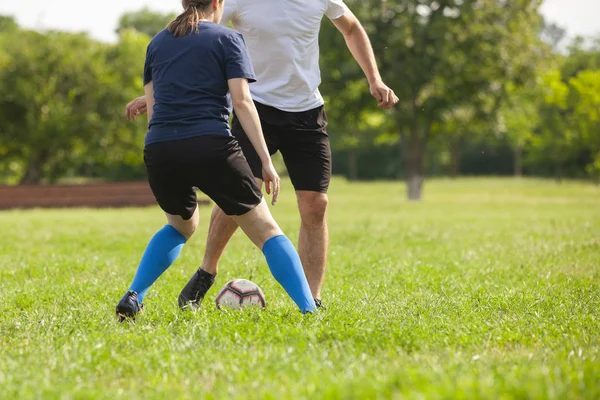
[231,102,332,193]
[144,135,263,219]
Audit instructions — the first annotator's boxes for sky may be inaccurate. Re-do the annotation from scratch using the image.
[0,0,598,43]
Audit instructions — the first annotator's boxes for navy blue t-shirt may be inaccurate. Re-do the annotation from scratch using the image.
[143,22,256,146]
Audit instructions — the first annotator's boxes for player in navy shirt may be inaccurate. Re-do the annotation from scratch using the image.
[115,0,316,321]
[143,20,255,145]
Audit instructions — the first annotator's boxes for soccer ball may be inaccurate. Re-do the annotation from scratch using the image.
[215,279,266,310]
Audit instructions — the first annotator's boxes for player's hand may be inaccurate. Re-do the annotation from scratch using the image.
[125,96,148,120]
[262,161,280,206]
[370,80,399,110]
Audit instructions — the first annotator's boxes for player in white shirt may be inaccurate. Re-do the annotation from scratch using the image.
[126,0,398,310]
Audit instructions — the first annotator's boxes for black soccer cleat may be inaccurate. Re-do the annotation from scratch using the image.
[178,268,216,311]
[116,290,144,322]
[314,299,326,310]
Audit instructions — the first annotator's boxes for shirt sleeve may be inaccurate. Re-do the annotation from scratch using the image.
[220,0,238,26]
[143,43,153,85]
[325,0,349,20]
[225,32,256,83]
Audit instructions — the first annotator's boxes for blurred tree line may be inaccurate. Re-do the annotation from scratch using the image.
[0,1,598,200]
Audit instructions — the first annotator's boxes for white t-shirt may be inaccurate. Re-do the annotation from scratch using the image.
[221,0,349,112]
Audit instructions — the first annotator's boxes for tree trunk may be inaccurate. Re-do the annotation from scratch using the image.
[20,166,43,185]
[348,149,358,181]
[449,142,461,179]
[555,163,563,183]
[514,144,523,177]
[19,153,49,185]
[554,148,564,183]
[407,174,424,201]
[403,133,425,201]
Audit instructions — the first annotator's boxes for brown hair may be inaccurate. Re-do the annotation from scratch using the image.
[168,0,213,38]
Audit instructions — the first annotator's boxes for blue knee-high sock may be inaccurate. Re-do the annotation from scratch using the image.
[129,225,186,303]
[262,235,316,314]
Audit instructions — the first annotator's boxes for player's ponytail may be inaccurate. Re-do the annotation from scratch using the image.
[168,0,213,38]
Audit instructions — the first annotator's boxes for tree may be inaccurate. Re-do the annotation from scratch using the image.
[569,69,600,181]
[0,26,148,184]
[318,18,399,181]
[499,82,540,176]
[0,15,18,32]
[528,69,573,180]
[83,29,150,181]
[321,77,394,181]
[540,19,566,51]
[432,104,491,178]
[0,30,107,183]
[323,0,544,200]
[562,37,600,79]
[527,38,600,181]
[117,7,176,38]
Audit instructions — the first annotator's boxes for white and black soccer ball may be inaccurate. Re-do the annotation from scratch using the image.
[215,279,266,310]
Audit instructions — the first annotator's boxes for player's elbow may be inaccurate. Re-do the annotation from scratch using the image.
[228,78,254,110]
[231,93,254,111]
[346,21,366,40]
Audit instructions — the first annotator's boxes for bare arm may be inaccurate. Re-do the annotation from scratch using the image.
[331,10,380,85]
[144,82,154,122]
[228,78,269,163]
[228,78,279,203]
[331,10,399,109]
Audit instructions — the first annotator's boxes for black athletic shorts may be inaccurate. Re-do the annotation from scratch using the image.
[144,135,263,219]
[231,101,332,193]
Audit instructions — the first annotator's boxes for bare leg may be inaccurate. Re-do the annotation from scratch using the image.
[199,206,239,274]
[121,208,199,316]
[296,191,329,300]
[166,208,200,240]
[199,178,264,274]
[231,198,314,313]
[178,180,264,310]
[230,199,283,248]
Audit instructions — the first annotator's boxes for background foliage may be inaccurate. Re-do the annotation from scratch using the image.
[0,2,599,198]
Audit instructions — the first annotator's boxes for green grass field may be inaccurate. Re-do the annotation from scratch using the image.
[1,178,599,399]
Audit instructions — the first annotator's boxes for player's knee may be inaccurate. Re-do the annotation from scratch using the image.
[178,224,197,241]
[168,212,199,240]
[171,221,197,240]
[298,193,328,227]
